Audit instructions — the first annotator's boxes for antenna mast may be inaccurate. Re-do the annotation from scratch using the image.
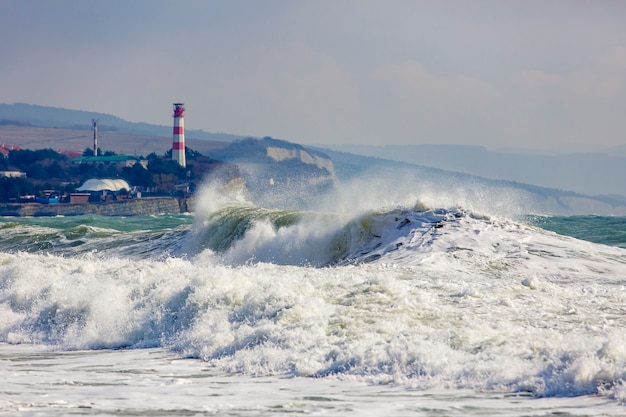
[92,119,99,156]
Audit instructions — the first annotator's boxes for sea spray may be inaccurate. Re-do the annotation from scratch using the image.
[3,247,625,398]
[1,174,626,404]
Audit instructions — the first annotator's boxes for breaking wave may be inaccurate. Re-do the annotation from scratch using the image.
[1,181,626,401]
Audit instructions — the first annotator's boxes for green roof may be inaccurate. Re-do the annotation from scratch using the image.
[71,156,140,163]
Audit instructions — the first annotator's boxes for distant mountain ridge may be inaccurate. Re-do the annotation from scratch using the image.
[329,143,626,198]
[320,147,626,216]
[0,102,242,142]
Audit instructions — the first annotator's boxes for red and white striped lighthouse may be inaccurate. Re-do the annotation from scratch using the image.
[172,103,186,167]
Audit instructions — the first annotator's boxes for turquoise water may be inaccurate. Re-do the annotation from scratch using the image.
[527,215,626,249]
[0,213,193,232]
[0,213,193,257]
[1,204,626,414]
[2,213,624,252]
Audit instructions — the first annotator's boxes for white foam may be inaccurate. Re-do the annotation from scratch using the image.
[3,344,624,416]
[1,214,625,400]
[1,192,626,403]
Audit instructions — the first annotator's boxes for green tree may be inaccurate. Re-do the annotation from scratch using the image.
[121,162,154,188]
[0,177,36,202]
[9,149,64,169]
[45,161,65,179]
[148,157,186,177]
[26,164,47,180]
[165,147,203,161]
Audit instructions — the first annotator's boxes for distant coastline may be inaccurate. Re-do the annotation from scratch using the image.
[0,196,193,217]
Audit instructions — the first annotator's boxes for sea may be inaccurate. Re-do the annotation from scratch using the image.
[1,178,625,416]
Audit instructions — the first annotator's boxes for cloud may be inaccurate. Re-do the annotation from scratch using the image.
[376,60,499,108]
[514,45,626,102]
[186,41,360,143]
[508,46,626,150]
[596,46,626,71]
[371,60,500,142]
[513,70,562,89]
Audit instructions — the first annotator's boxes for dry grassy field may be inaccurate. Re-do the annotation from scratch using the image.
[0,125,230,157]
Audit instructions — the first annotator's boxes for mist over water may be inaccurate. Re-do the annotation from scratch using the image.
[1,171,626,414]
[310,168,511,217]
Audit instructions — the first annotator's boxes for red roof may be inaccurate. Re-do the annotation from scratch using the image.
[58,149,83,158]
[0,144,22,156]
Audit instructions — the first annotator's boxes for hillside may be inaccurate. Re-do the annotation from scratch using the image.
[0,102,242,143]
[0,125,230,157]
[208,137,337,209]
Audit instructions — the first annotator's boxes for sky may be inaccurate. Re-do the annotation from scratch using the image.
[1,0,625,153]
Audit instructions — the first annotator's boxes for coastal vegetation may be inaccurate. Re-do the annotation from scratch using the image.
[0,147,237,203]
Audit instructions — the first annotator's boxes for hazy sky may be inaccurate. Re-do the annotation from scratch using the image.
[1,0,625,152]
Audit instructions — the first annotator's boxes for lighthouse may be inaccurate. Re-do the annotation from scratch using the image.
[172,103,186,167]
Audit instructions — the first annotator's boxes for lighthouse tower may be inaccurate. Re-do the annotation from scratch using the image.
[172,103,186,167]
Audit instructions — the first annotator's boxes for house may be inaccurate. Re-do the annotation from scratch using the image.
[0,171,26,178]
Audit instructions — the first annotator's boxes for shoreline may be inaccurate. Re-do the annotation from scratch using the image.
[0,196,193,217]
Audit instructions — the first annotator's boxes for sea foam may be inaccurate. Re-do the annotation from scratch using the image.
[1,198,625,400]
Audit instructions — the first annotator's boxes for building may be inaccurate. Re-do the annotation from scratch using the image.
[172,103,186,167]
[71,155,148,168]
[75,178,133,202]
[0,171,26,178]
